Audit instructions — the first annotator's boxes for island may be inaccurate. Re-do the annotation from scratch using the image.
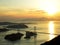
[4,33,24,41]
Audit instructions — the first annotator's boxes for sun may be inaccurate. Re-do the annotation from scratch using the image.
[45,6,57,15]
[38,0,58,16]
[43,3,58,16]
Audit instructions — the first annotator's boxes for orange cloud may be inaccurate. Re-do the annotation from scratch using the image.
[0,9,48,18]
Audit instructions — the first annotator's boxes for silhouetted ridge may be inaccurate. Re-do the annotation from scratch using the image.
[41,35,60,45]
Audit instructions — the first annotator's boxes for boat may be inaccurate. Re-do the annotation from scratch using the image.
[4,33,24,41]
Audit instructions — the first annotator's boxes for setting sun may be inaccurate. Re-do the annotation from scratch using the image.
[38,0,58,15]
[45,7,57,15]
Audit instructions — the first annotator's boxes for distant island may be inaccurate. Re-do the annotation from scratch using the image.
[6,23,28,29]
[21,17,60,21]
[0,28,9,32]
[0,22,16,25]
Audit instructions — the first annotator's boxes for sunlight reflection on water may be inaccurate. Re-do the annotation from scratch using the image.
[48,21,55,40]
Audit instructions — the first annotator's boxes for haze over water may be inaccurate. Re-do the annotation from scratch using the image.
[0,21,60,45]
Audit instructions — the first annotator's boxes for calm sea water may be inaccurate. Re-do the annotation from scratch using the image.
[0,21,60,45]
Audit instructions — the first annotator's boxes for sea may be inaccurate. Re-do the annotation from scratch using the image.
[0,21,60,45]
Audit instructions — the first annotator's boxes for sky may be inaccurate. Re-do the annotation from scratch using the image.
[0,0,60,21]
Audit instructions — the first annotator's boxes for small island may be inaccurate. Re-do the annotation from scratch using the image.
[24,31,37,39]
[4,33,24,41]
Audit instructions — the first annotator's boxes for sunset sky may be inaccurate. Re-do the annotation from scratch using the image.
[0,0,60,21]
